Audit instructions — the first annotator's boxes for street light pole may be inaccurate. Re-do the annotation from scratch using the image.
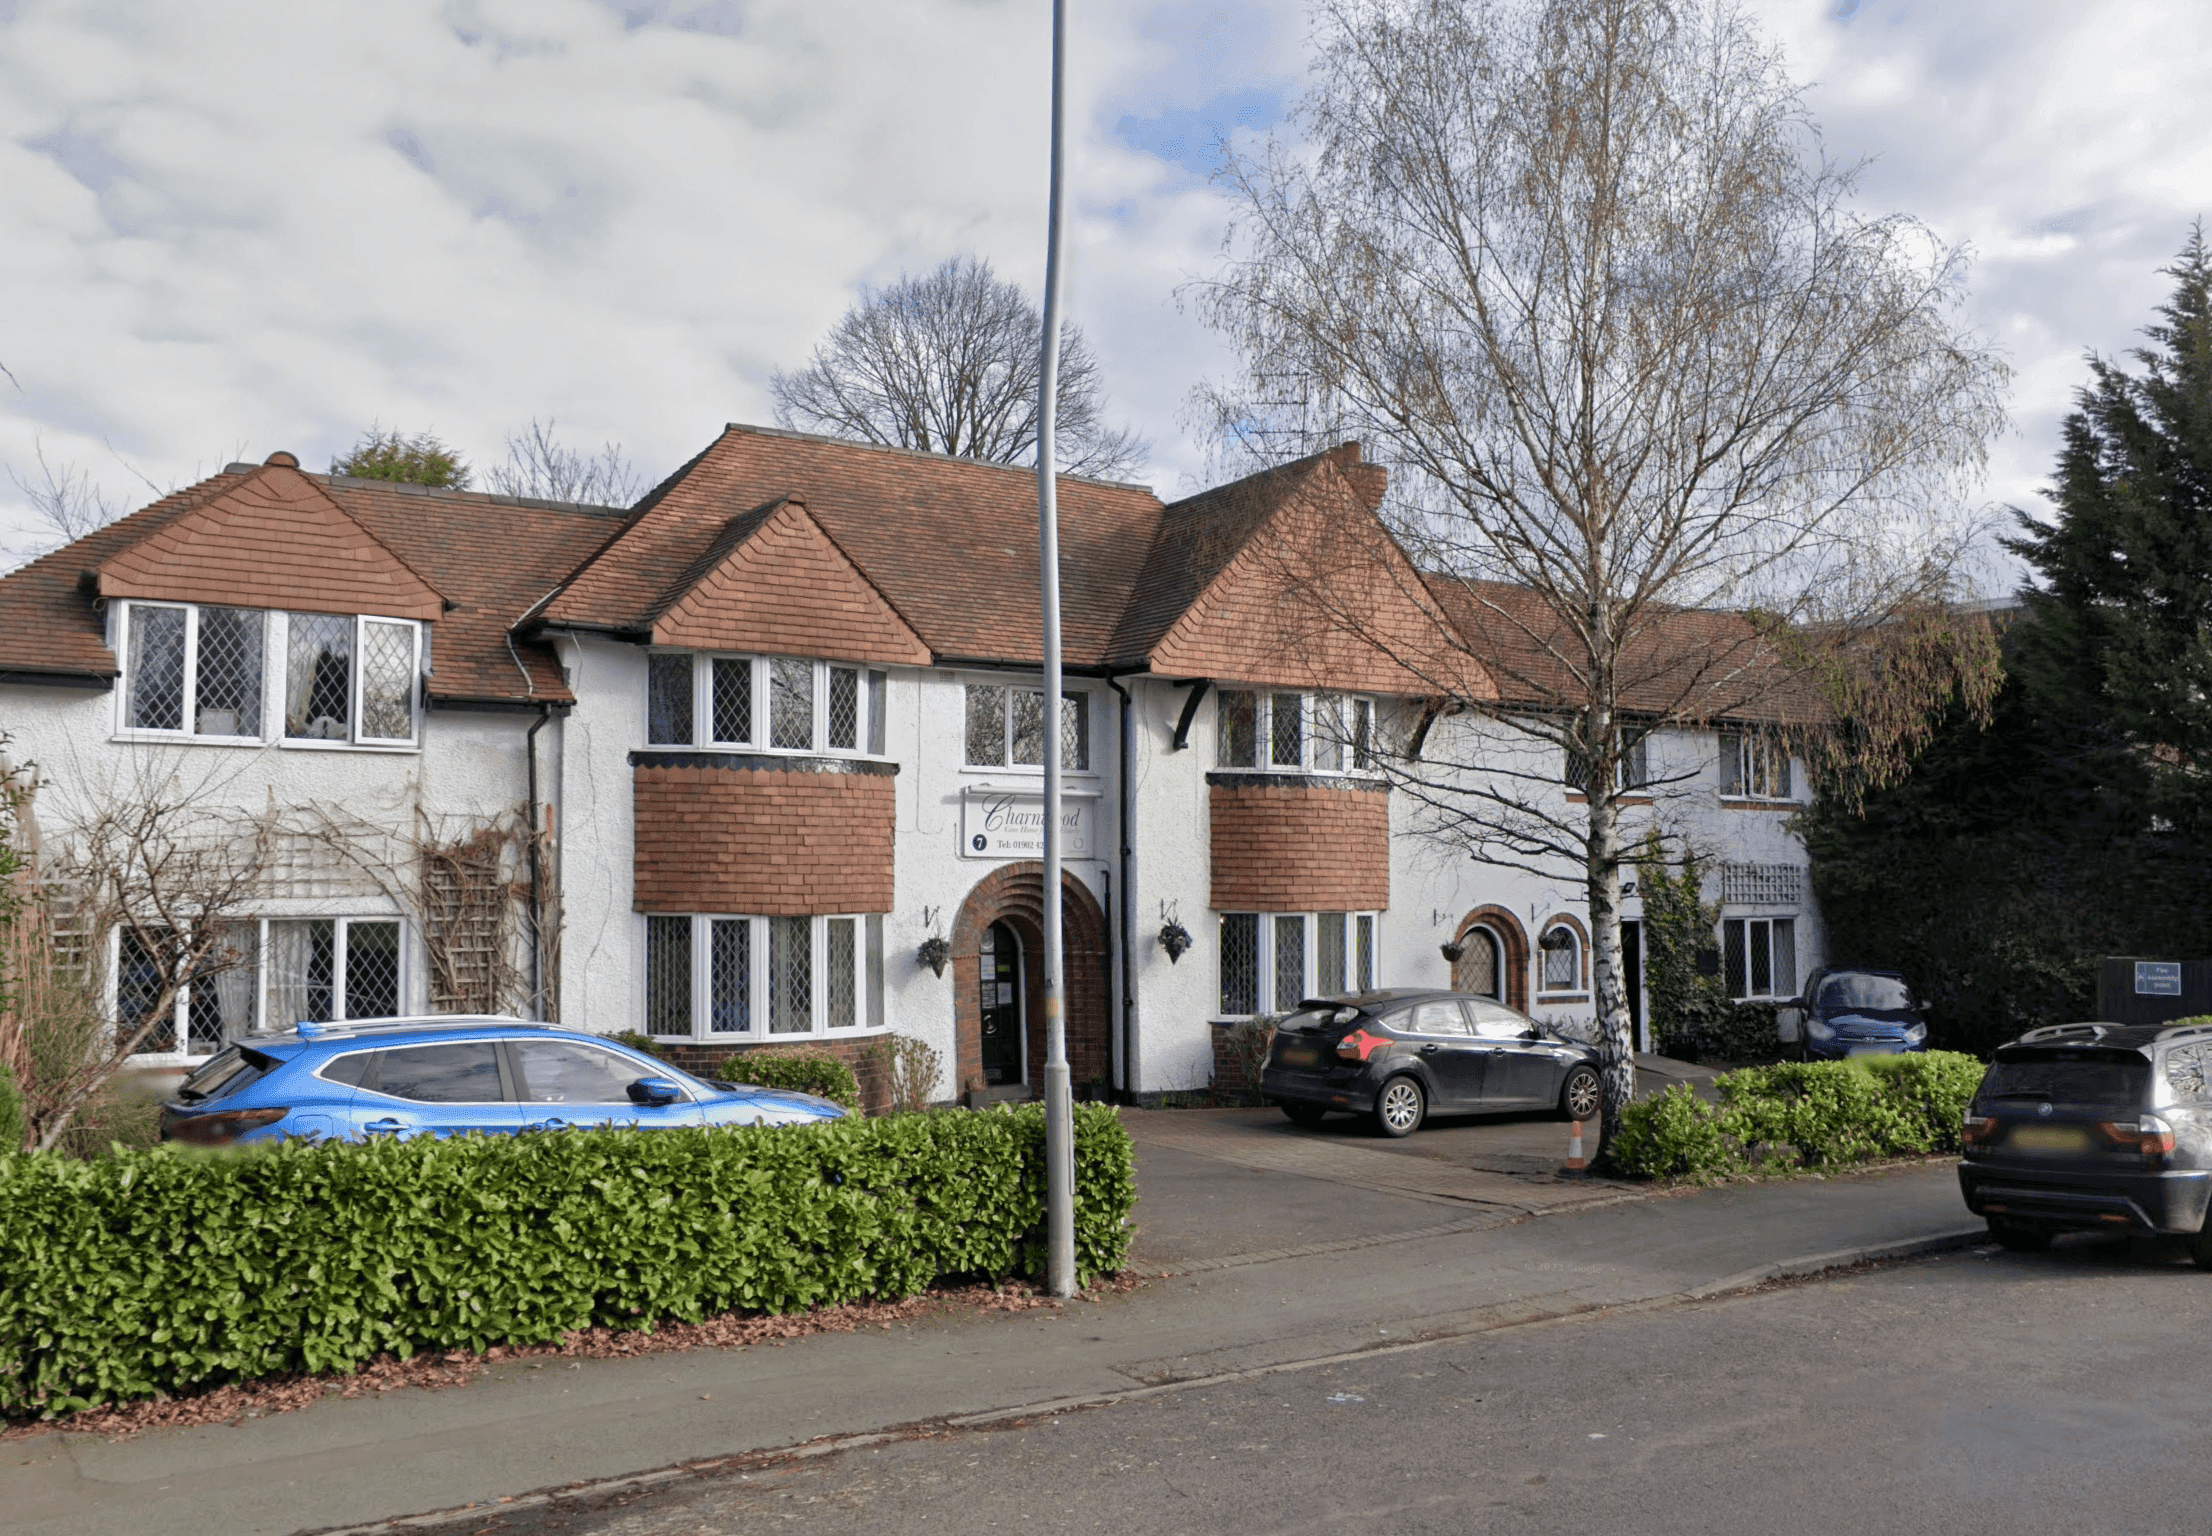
[1036,0,1076,1300]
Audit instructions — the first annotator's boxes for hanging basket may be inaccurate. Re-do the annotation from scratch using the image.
[1158,919,1193,964]
[918,936,951,978]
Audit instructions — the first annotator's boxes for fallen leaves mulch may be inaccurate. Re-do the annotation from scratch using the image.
[1,1272,1146,1444]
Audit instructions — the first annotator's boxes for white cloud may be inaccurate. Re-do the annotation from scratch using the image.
[1,0,2207,583]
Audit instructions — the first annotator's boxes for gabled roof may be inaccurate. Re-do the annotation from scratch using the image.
[95,461,445,621]
[648,496,930,665]
[0,456,631,705]
[537,425,1167,667]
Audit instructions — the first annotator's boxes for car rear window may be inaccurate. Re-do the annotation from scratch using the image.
[176,1047,279,1103]
[1981,1052,2149,1108]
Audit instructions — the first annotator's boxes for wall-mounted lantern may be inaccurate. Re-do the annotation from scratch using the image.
[918,936,951,978]
[1159,918,1193,964]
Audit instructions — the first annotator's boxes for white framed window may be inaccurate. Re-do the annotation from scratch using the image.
[1723,916,1797,1000]
[1718,728,1792,800]
[962,683,1091,771]
[1564,735,1650,794]
[647,653,890,759]
[1538,923,1583,994]
[116,600,267,741]
[119,914,408,1060]
[643,912,885,1039]
[1216,690,1376,774]
[1217,909,1380,1017]
[281,612,423,747]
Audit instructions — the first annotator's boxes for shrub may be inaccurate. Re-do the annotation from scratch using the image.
[1604,1050,1985,1181]
[611,1030,663,1060]
[0,1064,21,1156]
[0,1102,1134,1417]
[717,1051,861,1111]
[874,1033,944,1114]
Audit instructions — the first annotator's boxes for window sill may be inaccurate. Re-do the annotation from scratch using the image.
[1719,797,1798,811]
[1563,793,1654,806]
[1535,993,1590,1005]
[958,765,1103,782]
[110,730,270,748]
[280,737,422,754]
[653,1026,893,1044]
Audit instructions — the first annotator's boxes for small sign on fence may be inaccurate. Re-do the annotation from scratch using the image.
[2136,961,2183,997]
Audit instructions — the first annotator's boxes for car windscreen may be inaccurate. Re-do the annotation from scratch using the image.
[1817,974,1914,1011]
[1981,1051,2149,1108]
[176,1047,278,1103]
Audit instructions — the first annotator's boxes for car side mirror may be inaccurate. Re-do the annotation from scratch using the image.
[1522,1025,1542,1040]
[628,1076,683,1107]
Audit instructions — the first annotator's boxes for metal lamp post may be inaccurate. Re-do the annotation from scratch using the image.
[1036,0,1077,1300]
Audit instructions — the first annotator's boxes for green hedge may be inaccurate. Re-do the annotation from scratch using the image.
[717,1051,862,1112]
[1606,1052,1985,1181]
[0,1102,1133,1417]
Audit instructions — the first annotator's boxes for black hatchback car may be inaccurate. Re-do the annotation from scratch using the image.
[1958,1022,2212,1262]
[1259,988,1604,1137]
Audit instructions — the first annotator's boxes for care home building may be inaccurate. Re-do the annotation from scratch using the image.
[0,424,1825,1105]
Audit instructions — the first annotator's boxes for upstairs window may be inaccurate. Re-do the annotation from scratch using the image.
[1564,735,1651,794]
[1719,728,1792,800]
[117,602,420,748]
[647,653,889,758]
[964,684,1091,770]
[1216,691,1376,774]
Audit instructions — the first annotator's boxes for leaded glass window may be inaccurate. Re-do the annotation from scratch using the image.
[649,654,694,745]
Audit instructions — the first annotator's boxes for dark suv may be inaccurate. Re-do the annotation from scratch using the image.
[1958,1021,2212,1263]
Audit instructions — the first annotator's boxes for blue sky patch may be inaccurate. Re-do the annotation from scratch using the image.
[1113,87,1281,176]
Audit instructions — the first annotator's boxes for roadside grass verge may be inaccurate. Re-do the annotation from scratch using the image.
[1605,1052,1984,1182]
[0,1102,1134,1420]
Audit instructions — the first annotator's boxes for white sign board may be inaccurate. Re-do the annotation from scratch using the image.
[960,788,1093,860]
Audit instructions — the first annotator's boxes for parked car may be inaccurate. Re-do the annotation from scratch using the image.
[1778,967,1929,1060]
[158,1016,846,1147]
[1260,989,1604,1138]
[1958,1021,2212,1261]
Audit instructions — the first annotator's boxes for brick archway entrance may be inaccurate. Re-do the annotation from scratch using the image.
[951,865,1110,1099]
[1453,905,1530,1014]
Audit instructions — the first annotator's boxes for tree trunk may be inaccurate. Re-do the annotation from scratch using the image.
[1585,784,1635,1138]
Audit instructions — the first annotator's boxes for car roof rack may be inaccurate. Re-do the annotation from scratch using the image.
[2013,1022,2115,1044]
[284,1015,541,1043]
[2154,1021,2212,1043]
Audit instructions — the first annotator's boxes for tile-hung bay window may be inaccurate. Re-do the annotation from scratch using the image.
[964,684,1091,769]
[1216,690,1376,773]
[1723,917,1797,1001]
[115,601,422,747]
[1218,910,1380,1016]
[647,653,888,757]
[644,912,885,1039]
[1718,728,1792,800]
[119,916,406,1058]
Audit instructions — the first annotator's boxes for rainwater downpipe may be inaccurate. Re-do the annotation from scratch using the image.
[525,703,552,1021]
[1107,673,1137,1100]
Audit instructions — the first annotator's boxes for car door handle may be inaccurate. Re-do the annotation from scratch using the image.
[363,1119,406,1135]
[1419,1043,1440,1054]
[533,1118,572,1132]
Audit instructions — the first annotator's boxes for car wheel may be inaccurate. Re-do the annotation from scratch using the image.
[1988,1219,2051,1253]
[1280,1101,1328,1127]
[1558,1065,1602,1124]
[1372,1076,1426,1138]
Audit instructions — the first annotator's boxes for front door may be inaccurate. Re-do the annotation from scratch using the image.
[979,921,1025,1086]
[1622,920,1645,1052]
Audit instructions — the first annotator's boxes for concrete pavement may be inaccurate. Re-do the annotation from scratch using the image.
[3,1103,1972,1536]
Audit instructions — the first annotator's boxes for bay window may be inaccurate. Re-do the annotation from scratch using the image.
[647,653,889,757]
[1216,691,1376,774]
[645,912,885,1039]
[964,683,1091,770]
[115,600,421,747]
[1218,910,1379,1016]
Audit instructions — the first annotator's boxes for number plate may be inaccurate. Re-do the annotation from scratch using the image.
[2008,1124,2090,1154]
[1277,1045,1321,1068]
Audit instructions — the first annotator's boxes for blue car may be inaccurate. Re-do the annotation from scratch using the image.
[1781,967,1930,1060]
[158,1016,846,1146]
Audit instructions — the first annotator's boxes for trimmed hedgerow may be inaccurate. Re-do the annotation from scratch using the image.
[0,1102,1132,1417]
[1605,1051,1985,1181]
[715,1051,862,1112]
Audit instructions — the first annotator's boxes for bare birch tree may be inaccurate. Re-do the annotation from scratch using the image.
[1193,0,2009,1124]
[489,418,647,507]
[772,255,1148,479]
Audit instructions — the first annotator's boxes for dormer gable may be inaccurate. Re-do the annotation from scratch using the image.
[648,495,930,665]
[96,458,445,621]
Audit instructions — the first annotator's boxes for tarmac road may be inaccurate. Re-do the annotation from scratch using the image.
[438,1231,2212,1536]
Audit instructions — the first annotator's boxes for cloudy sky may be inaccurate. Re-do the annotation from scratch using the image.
[2,0,2207,572]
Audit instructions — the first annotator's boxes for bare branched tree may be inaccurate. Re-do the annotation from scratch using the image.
[1195,0,2010,1123]
[771,255,1149,480]
[488,418,647,507]
[5,438,126,558]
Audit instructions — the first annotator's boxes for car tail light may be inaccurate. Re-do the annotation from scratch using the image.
[1335,1028,1387,1062]
[2095,1114,2175,1158]
[1961,1113,1998,1148]
[165,1106,288,1146]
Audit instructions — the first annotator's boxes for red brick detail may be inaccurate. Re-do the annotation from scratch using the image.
[96,465,445,620]
[947,865,1112,1099]
[1536,911,1591,996]
[633,764,893,914]
[654,1038,892,1115]
[651,498,930,666]
[1208,782,1390,912]
[1453,905,1530,1014]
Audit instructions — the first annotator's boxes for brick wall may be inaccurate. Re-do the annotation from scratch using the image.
[949,864,1114,1099]
[1209,777,1390,912]
[657,1037,893,1115]
[633,759,894,914]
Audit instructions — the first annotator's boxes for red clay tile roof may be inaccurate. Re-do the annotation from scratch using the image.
[0,466,630,705]
[538,425,1168,668]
